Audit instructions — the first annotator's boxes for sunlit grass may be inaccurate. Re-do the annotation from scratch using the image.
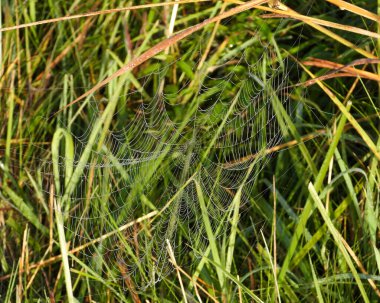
[1,1,379,302]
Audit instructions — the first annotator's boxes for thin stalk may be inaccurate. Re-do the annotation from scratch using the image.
[225,151,263,273]
[54,196,76,303]
[195,179,225,289]
[0,0,212,32]
[167,240,188,303]
[4,71,15,182]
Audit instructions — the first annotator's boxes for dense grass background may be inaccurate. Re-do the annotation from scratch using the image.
[1,0,379,302]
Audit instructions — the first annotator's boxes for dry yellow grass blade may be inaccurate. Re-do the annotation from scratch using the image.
[297,58,380,161]
[255,4,380,39]
[0,0,210,32]
[301,58,380,86]
[231,0,377,58]
[339,236,380,298]
[167,258,220,303]
[279,2,377,58]
[231,0,380,38]
[326,0,380,23]
[167,240,188,303]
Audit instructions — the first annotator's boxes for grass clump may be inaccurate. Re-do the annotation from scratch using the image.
[0,0,379,302]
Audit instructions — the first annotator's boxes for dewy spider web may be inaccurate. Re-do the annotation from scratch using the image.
[4,3,301,292]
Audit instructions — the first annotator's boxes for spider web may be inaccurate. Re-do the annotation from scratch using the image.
[60,50,291,290]
[3,2,303,293]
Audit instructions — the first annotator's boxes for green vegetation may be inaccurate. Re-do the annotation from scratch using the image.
[1,0,379,302]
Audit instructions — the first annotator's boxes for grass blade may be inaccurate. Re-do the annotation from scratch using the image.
[279,101,352,282]
[308,182,370,303]
[54,195,77,303]
[194,179,225,289]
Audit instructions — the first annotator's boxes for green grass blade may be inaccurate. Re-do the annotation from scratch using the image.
[1,185,48,234]
[54,197,78,303]
[279,102,352,282]
[309,255,324,303]
[194,179,225,289]
[308,182,370,303]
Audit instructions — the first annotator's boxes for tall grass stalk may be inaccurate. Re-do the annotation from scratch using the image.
[54,196,76,303]
[308,182,370,303]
